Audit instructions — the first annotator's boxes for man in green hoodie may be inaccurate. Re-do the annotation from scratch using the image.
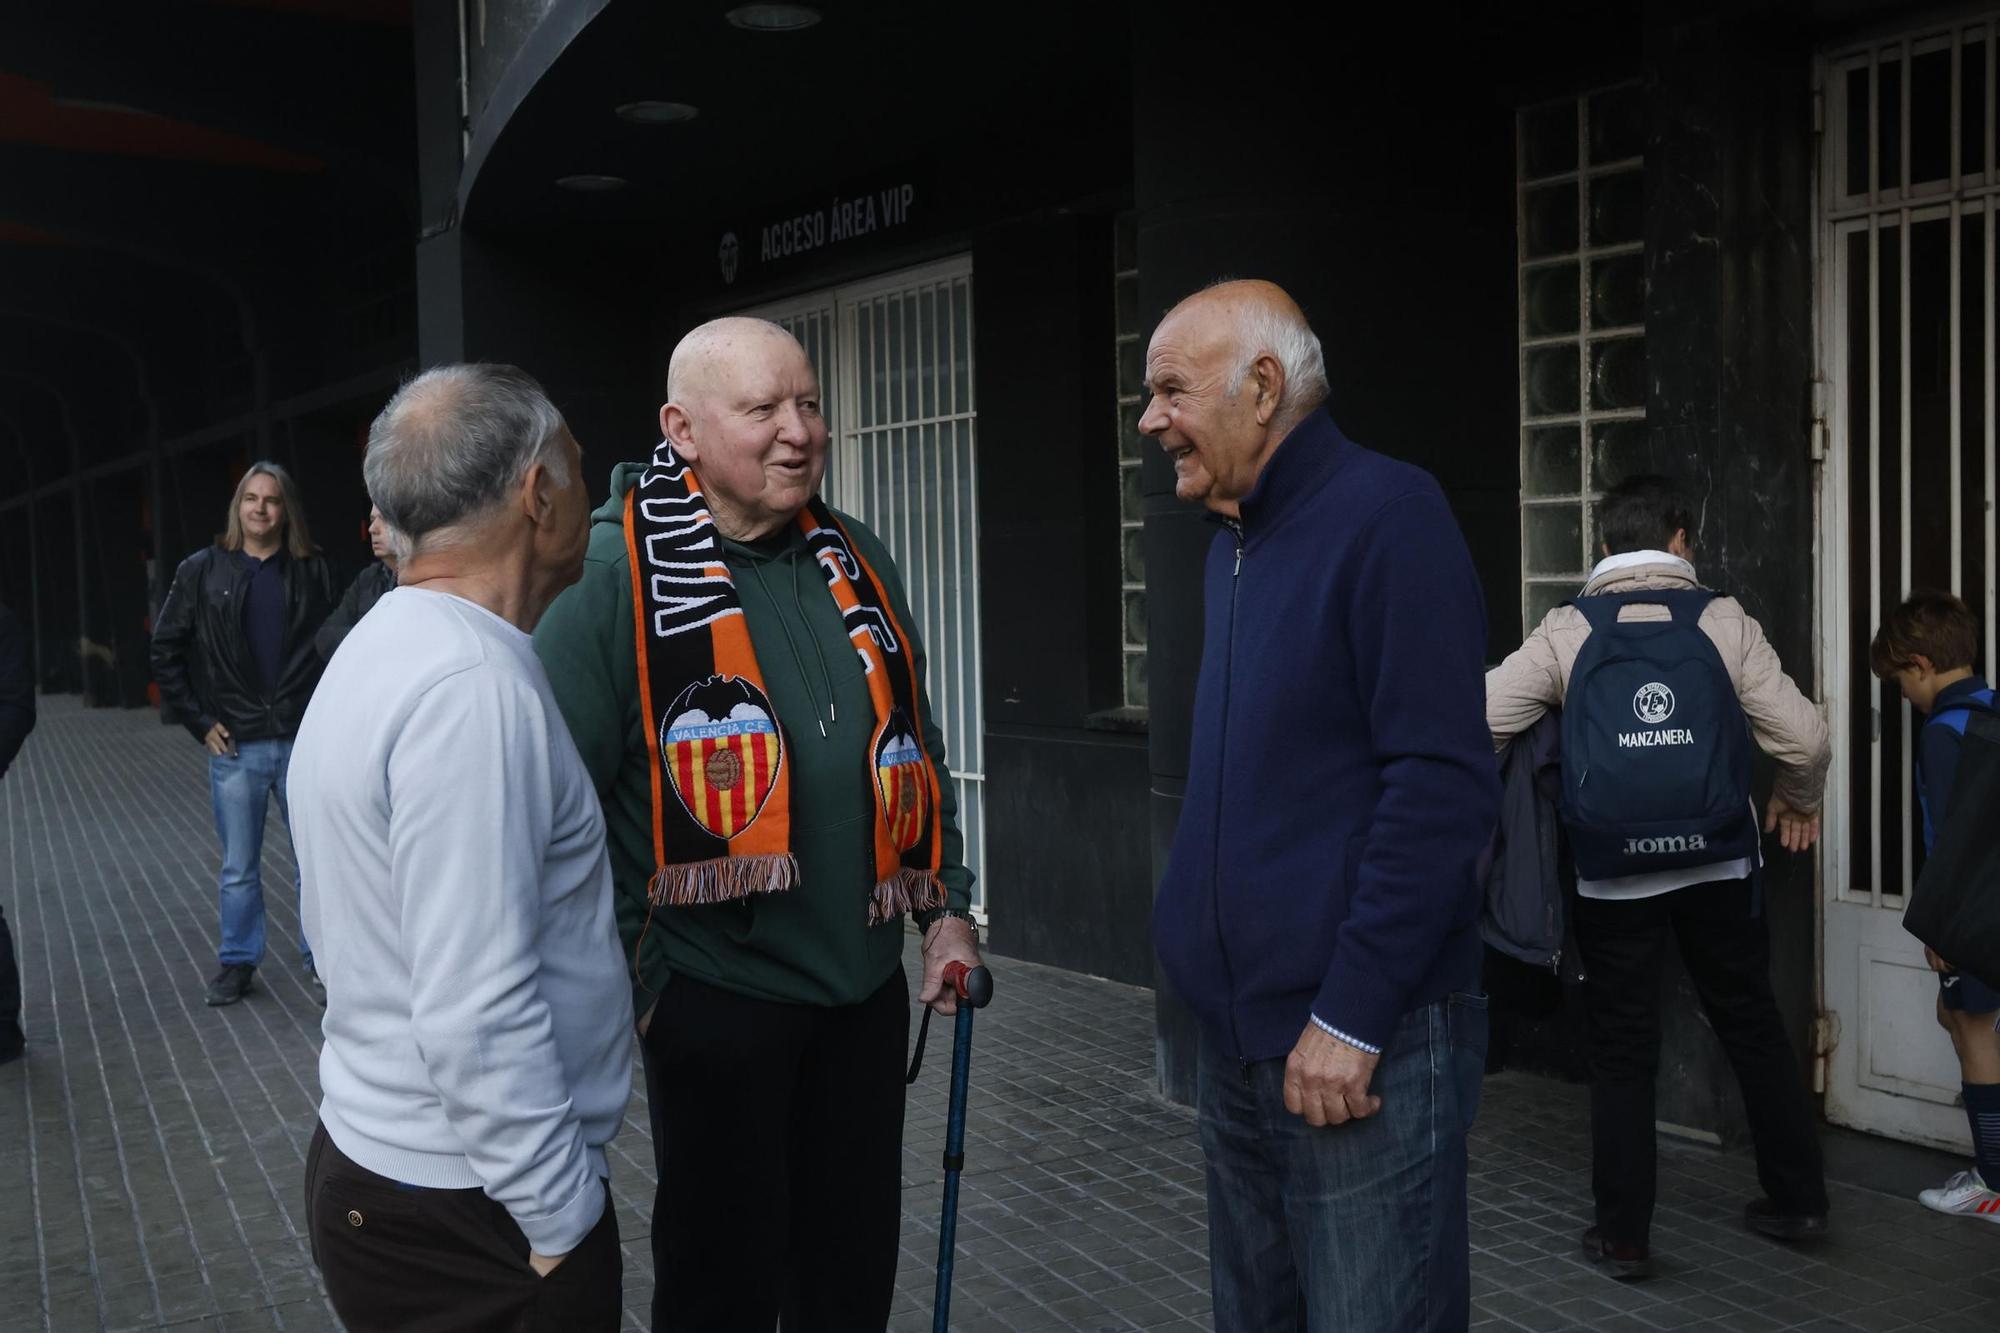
[535,317,980,1331]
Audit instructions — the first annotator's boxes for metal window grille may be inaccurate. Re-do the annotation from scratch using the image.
[1113,212,1147,709]
[1516,83,1648,633]
[740,257,987,917]
[1821,20,2000,910]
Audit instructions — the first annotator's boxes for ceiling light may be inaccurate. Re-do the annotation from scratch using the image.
[616,101,701,125]
[555,174,630,192]
[725,4,822,32]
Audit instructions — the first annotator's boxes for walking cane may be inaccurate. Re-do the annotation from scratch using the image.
[905,959,994,1332]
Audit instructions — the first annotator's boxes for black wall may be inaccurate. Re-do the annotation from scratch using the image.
[974,213,1154,986]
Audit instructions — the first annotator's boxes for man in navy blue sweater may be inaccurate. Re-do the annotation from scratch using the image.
[1147,281,1500,1332]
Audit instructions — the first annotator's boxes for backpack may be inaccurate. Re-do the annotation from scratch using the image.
[1908,707,2000,989]
[1559,589,1759,880]
[1918,689,1998,851]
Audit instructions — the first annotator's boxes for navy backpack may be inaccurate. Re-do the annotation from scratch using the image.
[1917,687,1997,850]
[1559,589,1759,880]
[1908,706,2000,988]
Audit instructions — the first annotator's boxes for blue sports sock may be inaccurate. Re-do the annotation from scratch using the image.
[1965,1082,2000,1185]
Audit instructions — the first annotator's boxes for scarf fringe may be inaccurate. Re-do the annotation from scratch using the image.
[648,854,799,908]
[868,867,945,925]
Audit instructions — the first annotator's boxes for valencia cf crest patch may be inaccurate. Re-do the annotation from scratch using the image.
[661,675,783,840]
[873,709,929,853]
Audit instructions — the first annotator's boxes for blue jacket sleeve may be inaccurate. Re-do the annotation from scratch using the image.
[1312,491,1502,1050]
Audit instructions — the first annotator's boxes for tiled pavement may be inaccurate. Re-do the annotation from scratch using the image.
[1,699,1998,1332]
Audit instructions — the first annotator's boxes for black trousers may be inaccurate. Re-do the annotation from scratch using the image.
[305,1123,622,1332]
[0,900,20,1053]
[641,967,909,1333]
[1573,878,1828,1248]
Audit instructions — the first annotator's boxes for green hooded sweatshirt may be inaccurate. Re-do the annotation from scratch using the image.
[534,463,973,1018]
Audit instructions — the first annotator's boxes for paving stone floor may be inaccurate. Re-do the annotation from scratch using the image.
[1,699,1998,1331]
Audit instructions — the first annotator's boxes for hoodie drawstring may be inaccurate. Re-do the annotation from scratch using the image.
[745,549,838,738]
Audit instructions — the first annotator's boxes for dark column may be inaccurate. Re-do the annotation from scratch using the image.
[1642,1,1818,1141]
[413,0,467,366]
[973,213,1154,985]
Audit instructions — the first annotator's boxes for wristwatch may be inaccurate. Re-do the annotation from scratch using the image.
[921,907,980,945]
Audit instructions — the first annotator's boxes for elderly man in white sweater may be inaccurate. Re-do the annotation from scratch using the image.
[290,364,632,1332]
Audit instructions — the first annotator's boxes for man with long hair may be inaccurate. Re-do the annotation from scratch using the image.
[151,461,338,1007]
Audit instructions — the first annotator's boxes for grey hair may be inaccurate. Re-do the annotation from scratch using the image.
[363,363,572,559]
[1221,296,1330,421]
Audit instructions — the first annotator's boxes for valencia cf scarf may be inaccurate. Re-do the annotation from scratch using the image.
[623,440,946,924]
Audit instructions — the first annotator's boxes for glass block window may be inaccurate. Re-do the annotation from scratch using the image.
[1114,212,1147,709]
[1517,83,1647,632]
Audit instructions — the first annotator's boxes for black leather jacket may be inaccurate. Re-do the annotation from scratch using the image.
[150,546,338,744]
[314,560,398,662]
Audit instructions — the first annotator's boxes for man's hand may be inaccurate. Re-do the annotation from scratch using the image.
[1926,946,1954,973]
[528,1249,567,1278]
[1763,794,1821,853]
[917,916,981,1016]
[636,999,657,1039]
[1283,1022,1381,1127]
[202,722,235,758]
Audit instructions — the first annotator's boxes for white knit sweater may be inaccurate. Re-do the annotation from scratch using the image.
[292,588,633,1255]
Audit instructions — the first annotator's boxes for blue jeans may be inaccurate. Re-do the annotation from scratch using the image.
[209,739,308,970]
[1198,994,1488,1333]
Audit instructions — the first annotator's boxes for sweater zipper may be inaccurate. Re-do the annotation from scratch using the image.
[1216,521,1248,1080]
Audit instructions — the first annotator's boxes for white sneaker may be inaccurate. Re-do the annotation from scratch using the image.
[1917,1168,2000,1221]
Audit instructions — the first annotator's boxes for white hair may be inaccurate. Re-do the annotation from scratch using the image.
[1221,298,1329,421]
[363,363,572,560]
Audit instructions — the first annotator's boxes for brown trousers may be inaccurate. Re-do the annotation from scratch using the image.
[305,1122,622,1332]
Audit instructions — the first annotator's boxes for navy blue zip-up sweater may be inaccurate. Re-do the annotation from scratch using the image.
[1153,408,1501,1060]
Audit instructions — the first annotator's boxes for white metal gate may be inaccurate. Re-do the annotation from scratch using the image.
[1819,17,2000,1149]
[738,258,987,916]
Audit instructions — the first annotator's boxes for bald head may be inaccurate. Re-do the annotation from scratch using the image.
[659,317,829,541]
[1138,279,1330,516]
[1156,280,1328,418]
[1162,278,1305,328]
[667,317,804,407]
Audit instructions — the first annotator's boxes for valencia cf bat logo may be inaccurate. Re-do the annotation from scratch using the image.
[873,709,928,853]
[661,675,782,839]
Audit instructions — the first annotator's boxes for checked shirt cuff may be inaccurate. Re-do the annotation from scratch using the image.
[1310,1013,1382,1057]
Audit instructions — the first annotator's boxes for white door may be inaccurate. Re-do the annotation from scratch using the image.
[738,258,988,917]
[1819,19,2000,1149]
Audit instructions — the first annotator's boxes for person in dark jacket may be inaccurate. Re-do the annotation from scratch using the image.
[0,601,34,1063]
[1145,280,1500,1333]
[1871,591,2000,1221]
[314,505,399,661]
[150,462,337,1007]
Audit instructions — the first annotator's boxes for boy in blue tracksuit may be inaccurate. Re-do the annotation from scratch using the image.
[1872,590,2000,1220]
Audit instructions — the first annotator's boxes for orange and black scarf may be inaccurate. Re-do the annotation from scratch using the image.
[623,440,946,924]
